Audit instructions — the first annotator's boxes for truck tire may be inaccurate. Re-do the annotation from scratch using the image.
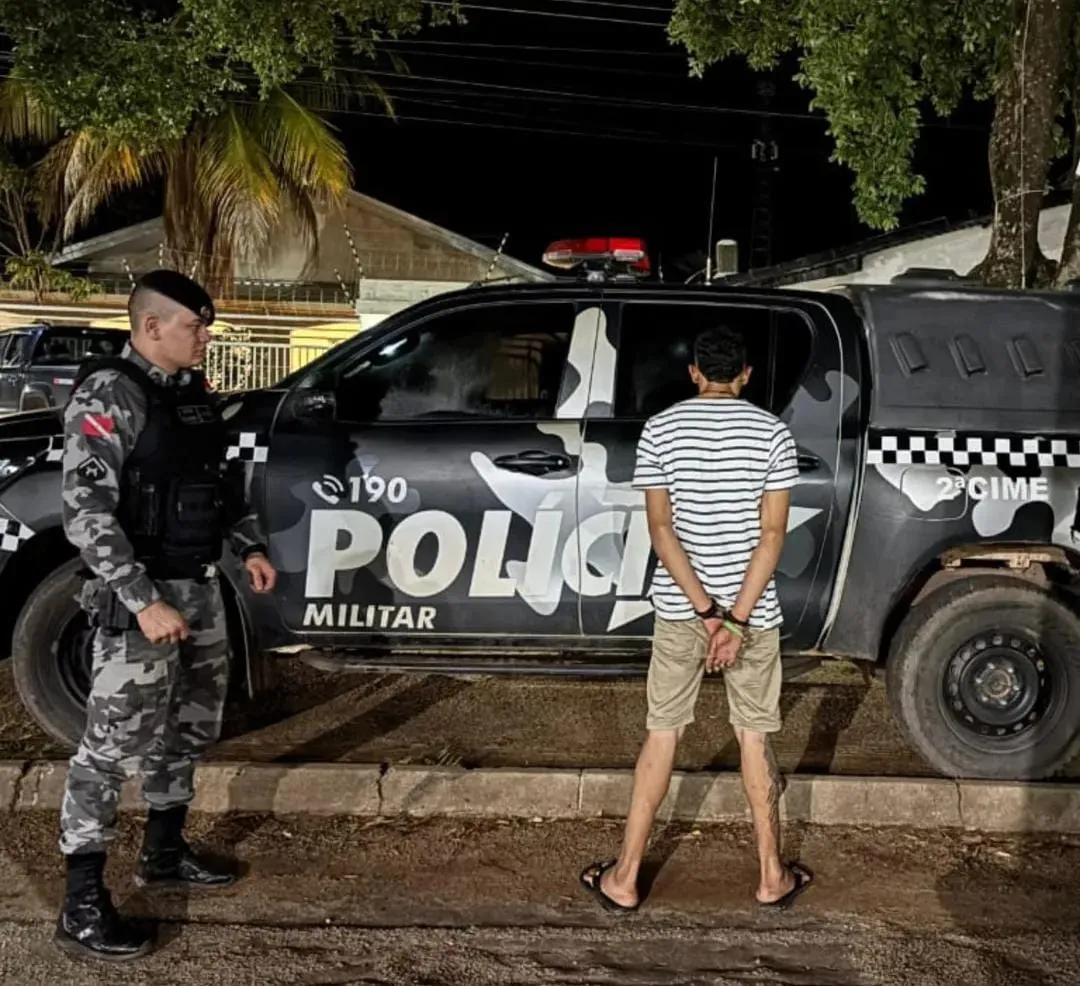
[13,558,252,750]
[886,574,1080,780]
[12,557,92,749]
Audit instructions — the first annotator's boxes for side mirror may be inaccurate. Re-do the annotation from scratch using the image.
[295,390,336,419]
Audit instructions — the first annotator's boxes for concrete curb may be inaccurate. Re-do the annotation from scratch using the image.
[4,760,1080,833]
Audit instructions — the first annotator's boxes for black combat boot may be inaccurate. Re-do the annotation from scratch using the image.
[135,805,236,889]
[54,851,154,962]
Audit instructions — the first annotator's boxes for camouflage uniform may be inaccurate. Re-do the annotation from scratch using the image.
[59,343,264,856]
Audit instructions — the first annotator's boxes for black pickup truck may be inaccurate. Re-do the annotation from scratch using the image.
[0,323,128,414]
[3,258,1080,781]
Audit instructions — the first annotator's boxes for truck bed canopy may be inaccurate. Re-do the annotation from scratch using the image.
[852,285,1080,434]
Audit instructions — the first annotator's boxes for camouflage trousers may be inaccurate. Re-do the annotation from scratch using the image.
[59,577,230,856]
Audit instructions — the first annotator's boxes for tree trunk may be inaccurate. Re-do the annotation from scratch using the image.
[973,0,1075,289]
[1054,57,1080,286]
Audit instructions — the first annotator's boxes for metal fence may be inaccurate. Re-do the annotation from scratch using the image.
[80,276,358,307]
[203,340,331,393]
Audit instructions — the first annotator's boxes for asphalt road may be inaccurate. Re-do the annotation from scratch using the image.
[2,811,1079,985]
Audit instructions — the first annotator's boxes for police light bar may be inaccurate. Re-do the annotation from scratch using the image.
[542,237,650,275]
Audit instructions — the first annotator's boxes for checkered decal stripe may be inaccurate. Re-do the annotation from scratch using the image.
[225,432,269,464]
[868,433,1080,468]
[0,517,33,554]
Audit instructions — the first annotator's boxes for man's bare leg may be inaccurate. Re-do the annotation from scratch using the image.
[600,728,680,907]
[736,728,795,903]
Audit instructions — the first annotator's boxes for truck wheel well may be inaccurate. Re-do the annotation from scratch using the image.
[876,542,1080,664]
[0,528,77,659]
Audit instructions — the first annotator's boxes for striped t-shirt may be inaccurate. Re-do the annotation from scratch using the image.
[631,397,799,629]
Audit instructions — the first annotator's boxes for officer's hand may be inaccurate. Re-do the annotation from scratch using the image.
[245,552,277,594]
[137,601,189,646]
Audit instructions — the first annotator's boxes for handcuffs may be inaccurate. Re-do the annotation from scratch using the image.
[694,598,749,639]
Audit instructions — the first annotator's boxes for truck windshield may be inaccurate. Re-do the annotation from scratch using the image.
[33,329,128,364]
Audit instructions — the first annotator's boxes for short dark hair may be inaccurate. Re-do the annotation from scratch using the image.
[693,326,747,383]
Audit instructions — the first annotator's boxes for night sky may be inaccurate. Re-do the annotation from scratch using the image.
[331,1,997,279]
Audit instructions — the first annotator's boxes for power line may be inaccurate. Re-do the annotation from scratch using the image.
[333,70,991,133]
[374,81,813,126]
[425,2,666,27]
[230,62,822,121]
[270,76,774,140]
[265,78,803,145]
[0,43,987,135]
[515,0,672,10]
[358,68,825,120]
[232,97,736,148]
[381,45,685,78]
[377,89,710,140]
[373,39,684,57]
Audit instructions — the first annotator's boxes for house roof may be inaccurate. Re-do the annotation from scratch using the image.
[53,192,552,283]
[344,190,550,282]
[53,217,165,267]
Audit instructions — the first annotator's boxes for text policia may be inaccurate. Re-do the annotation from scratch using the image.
[300,504,655,631]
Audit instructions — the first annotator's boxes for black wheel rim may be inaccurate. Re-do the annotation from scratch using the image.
[55,612,93,710]
[941,631,1058,747]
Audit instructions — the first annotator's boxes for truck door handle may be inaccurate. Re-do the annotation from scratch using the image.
[797,453,823,473]
[493,450,576,475]
[296,391,336,418]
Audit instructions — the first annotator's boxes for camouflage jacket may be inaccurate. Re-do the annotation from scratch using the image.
[61,343,267,614]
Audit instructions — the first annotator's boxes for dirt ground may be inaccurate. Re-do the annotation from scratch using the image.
[2,810,1079,985]
[0,657,988,777]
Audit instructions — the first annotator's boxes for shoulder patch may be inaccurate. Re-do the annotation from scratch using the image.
[76,455,109,482]
[80,414,115,438]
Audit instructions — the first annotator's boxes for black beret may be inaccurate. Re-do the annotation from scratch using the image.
[133,269,215,326]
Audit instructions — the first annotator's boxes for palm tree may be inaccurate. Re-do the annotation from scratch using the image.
[0,73,364,293]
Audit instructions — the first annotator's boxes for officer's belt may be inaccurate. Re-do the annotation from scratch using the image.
[142,561,219,582]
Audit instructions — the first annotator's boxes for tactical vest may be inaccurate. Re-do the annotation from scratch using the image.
[71,357,227,579]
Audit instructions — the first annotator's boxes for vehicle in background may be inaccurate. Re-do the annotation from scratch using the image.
[0,323,129,414]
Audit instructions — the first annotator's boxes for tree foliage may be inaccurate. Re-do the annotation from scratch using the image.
[670,0,1012,233]
[0,0,450,143]
[5,251,98,302]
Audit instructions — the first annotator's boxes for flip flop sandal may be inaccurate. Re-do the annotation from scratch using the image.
[579,859,640,915]
[758,861,814,911]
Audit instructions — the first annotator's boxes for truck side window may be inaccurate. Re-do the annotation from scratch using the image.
[0,333,31,368]
[39,337,75,362]
[613,303,813,417]
[334,302,575,422]
[34,330,125,364]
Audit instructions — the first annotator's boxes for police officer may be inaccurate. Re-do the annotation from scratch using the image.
[55,270,277,961]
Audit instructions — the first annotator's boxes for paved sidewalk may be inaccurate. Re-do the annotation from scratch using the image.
[7,760,1080,833]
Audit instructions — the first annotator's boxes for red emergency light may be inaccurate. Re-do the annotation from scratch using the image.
[542,237,651,276]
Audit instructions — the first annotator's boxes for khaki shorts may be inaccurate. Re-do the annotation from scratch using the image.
[646,617,782,734]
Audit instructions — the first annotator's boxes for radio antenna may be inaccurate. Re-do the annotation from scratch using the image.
[705,155,718,283]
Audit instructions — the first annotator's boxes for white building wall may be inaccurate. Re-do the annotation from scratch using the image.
[793,205,1072,292]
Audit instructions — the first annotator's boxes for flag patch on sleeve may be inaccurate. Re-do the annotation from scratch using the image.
[81,414,115,438]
